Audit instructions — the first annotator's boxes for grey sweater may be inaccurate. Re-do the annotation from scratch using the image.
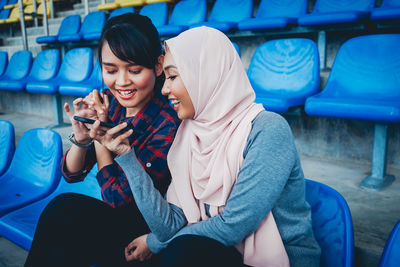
[116,111,321,267]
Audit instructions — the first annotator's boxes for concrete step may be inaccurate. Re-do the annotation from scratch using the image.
[0,44,42,57]
[26,24,59,36]
[56,8,86,17]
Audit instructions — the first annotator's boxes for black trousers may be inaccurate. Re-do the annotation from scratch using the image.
[24,193,154,267]
[25,193,246,267]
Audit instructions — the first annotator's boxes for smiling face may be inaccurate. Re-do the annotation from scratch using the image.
[101,41,163,117]
[162,50,195,120]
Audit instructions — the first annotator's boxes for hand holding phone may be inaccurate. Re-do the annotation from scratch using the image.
[73,116,143,135]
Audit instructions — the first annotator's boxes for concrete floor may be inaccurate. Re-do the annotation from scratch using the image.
[0,111,399,267]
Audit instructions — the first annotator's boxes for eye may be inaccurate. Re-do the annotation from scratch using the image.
[167,75,177,81]
[105,69,116,74]
[129,69,142,75]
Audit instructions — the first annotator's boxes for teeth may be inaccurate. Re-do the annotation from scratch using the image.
[170,100,180,106]
[119,90,135,96]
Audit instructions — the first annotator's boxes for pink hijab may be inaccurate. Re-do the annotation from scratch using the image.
[165,27,289,267]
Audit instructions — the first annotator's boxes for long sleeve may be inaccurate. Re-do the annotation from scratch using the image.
[115,151,187,241]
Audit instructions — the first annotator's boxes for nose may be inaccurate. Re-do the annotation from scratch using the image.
[116,70,130,87]
[161,84,170,96]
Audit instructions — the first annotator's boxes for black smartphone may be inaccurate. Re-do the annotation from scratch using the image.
[73,116,143,135]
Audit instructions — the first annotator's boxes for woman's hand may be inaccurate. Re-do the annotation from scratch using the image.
[89,120,133,156]
[84,89,110,123]
[64,97,98,145]
[125,234,152,262]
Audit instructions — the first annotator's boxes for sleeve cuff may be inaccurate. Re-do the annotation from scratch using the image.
[147,233,168,254]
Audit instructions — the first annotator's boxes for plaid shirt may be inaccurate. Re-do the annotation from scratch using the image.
[61,89,180,208]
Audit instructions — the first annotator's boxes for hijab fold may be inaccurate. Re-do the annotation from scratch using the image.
[166,27,289,267]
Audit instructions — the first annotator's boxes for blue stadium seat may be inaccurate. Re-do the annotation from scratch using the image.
[0,8,11,21]
[0,120,15,177]
[379,221,400,267]
[36,14,81,44]
[305,34,400,190]
[0,166,101,250]
[298,0,374,26]
[248,38,320,113]
[0,0,7,9]
[59,60,102,97]
[26,47,93,95]
[238,0,307,30]
[139,2,168,28]
[0,49,60,92]
[190,0,253,32]
[157,0,207,36]
[0,50,32,91]
[371,0,400,21]
[81,11,107,41]
[0,51,8,77]
[305,179,354,267]
[108,6,135,20]
[0,128,62,217]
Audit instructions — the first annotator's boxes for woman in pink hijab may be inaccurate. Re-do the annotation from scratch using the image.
[93,26,321,266]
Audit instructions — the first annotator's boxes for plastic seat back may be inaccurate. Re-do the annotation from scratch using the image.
[168,0,206,26]
[57,14,81,39]
[28,49,60,81]
[139,2,168,27]
[3,50,32,80]
[313,0,374,13]
[248,39,319,101]
[322,34,400,100]
[4,129,62,187]
[80,11,106,40]
[256,0,307,19]
[108,7,135,19]
[305,179,354,267]
[381,0,400,7]
[209,0,252,23]
[57,47,93,83]
[379,221,400,267]
[0,120,15,176]
[0,0,7,9]
[0,51,8,76]
[0,8,11,20]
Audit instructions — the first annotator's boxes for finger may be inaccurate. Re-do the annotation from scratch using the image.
[89,120,102,140]
[72,98,84,111]
[103,94,110,109]
[113,129,133,144]
[106,122,129,136]
[126,240,137,251]
[64,103,74,118]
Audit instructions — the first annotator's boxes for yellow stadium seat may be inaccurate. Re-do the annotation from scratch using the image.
[1,7,19,24]
[97,0,119,11]
[119,0,146,7]
[145,0,174,4]
[98,0,146,11]
[4,0,32,9]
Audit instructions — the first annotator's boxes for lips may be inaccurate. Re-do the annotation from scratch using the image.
[116,89,137,100]
[169,99,181,110]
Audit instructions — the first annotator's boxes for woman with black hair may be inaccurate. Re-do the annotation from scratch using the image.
[24,13,180,267]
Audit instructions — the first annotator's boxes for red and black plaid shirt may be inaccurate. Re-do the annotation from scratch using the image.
[61,89,180,208]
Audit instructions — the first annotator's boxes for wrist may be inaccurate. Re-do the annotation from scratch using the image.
[68,133,94,148]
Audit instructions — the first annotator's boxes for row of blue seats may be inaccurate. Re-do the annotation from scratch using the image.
[1,119,400,266]
[36,0,400,46]
[0,48,101,96]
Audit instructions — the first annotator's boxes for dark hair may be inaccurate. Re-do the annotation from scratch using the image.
[98,13,164,90]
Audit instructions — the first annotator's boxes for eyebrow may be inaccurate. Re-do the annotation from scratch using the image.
[164,65,177,71]
[102,62,138,67]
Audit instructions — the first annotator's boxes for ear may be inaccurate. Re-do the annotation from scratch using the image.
[155,55,164,77]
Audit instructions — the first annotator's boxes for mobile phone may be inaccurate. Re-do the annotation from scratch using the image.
[73,116,143,135]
